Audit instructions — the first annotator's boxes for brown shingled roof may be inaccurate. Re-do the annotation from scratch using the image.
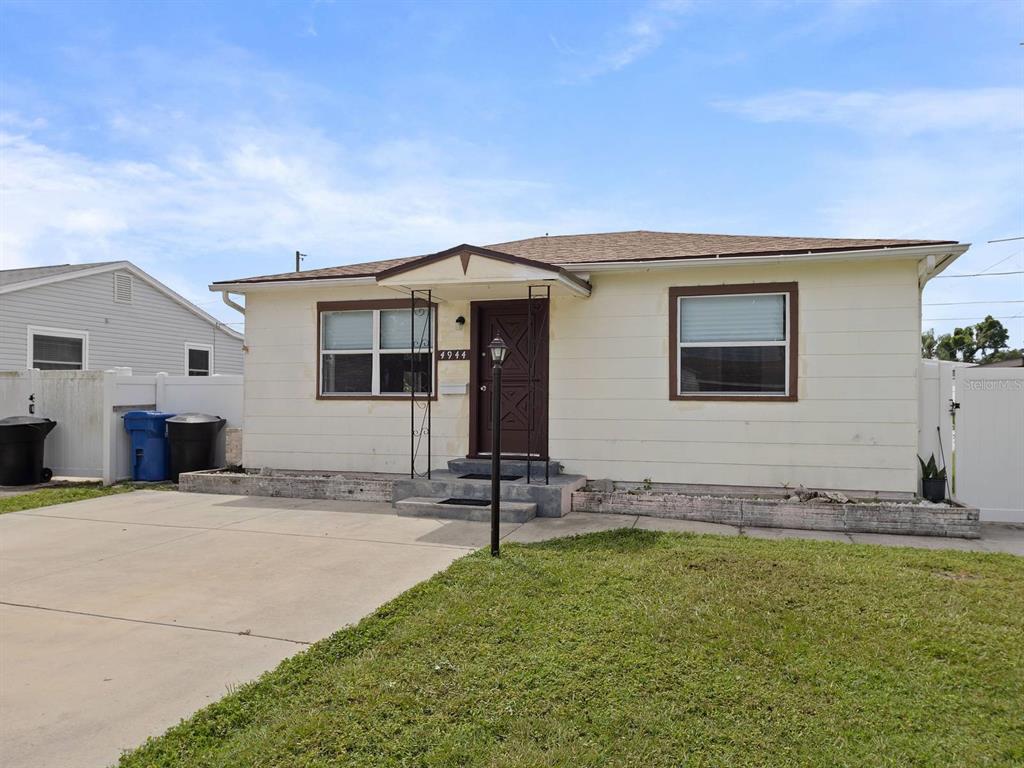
[214,230,957,285]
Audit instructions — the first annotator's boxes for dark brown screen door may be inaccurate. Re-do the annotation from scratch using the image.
[473,299,548,456]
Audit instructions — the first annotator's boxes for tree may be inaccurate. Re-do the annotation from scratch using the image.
[935,333,957,361]
[921,328,937,359]
[974,315,1010,360]
[934,326,978,362]
[924,316,1010,363]
[982,348,1023,364]
[952,326,978,362]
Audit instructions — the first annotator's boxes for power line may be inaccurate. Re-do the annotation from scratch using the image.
[978,250,1023,274]
[987,236,1024,243]
[923,314,1023,322]
[923,299,1024,306]
[933,270,1024,278]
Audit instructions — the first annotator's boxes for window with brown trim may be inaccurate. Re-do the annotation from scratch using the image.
[669,283,798,401]
[317,299,436,399]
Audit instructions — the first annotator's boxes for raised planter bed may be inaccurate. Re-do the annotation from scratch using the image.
[178,468,398,503]
[573,485,980,539]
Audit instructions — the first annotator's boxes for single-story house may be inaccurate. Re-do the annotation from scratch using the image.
[1,261,243,375]
[210,231,968,497]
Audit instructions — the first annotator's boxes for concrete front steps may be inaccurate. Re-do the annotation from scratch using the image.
[395,497,537,523]
[392,458,587,521]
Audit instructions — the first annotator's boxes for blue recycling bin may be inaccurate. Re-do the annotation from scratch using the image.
[122,411,175,481]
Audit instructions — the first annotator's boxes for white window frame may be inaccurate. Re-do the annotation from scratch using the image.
[185,343,213,376]
[26,326,89,370]
[677,291,790,398]
[319,308,434,397]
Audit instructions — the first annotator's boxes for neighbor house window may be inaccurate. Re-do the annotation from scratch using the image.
[186,344,212,376]
[318,300,435,398]
[28,327,88,370]
[669,283,797,401]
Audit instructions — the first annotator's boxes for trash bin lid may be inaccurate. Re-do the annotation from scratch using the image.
[0,416,56,426]
[166,413,223,423]
[122,410,175,420]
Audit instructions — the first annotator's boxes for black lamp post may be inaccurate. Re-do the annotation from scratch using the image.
[488,335,509,557]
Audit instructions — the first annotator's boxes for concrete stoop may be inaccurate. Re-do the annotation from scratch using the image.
[391,459,587,520]
[395,497,537,523]
[446,457,564,480]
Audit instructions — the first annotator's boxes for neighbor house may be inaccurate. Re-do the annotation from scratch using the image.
[210,231,967,497]
[1,261,243,375]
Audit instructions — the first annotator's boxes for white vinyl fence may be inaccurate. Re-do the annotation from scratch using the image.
[0,369,242,484]
[953,365,1024,523]
[918,360,1024,523]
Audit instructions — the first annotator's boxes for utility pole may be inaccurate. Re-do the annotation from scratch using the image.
[295,251,307,272]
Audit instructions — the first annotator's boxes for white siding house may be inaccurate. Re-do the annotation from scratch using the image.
[211,231,968,495]
[1,261,243,375]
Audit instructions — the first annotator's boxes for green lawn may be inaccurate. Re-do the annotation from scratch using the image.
[120,530,1023,767]
[0,484,136,513]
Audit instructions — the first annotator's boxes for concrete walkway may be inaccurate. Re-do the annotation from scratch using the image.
[1,492,1020,768]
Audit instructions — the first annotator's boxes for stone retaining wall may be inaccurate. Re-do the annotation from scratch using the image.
[572,490,980,538]
[179,469,396,502]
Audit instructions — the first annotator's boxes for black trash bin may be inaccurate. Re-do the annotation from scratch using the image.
[166,413,226,482]
[0,416,57,486]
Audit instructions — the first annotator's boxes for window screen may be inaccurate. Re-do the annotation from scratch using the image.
[188,347,211,376]
[32,334,84,370]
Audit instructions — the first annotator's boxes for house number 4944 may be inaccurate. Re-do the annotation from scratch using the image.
[437,349,469,360]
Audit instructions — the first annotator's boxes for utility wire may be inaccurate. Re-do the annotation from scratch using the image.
[923,313,1023,322]
[933,270,1024,278]
[923,299,1024,306]
[979,251,1023,273]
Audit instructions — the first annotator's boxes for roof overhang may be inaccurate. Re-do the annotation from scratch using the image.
[571,242,969,288]
[209,242,968,294]
[212,244,593,298]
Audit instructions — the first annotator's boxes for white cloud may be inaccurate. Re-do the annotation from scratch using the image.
[818,147,1020,240]
[716,87,1024,137]
[560,0,693,80]
[0,121,607,316]
[0,41,619,321]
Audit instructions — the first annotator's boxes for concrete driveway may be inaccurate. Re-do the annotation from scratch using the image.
[0,491,494,768]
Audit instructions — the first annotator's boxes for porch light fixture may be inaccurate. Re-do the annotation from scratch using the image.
[488,335,509,556]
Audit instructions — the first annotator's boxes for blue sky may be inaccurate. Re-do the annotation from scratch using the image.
[1,0,1021,344]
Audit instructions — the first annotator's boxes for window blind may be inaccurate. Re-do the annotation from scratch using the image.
[679,294,785,343]
[380,308,432,350]
[322,310,372,350]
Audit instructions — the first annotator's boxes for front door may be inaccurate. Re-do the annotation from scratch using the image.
[471,299,548,456]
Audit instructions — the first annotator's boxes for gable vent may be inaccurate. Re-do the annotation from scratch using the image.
[113,272,133,304]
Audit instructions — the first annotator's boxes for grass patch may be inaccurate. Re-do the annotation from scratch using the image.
[120,530,1024,767]
[0,484,137,513]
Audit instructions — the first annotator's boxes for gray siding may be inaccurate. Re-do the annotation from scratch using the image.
[0,270,243,374]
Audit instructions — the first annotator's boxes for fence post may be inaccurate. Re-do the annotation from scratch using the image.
[101,370,117,486]
[155,372,168,412]
[27,368,40,415]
